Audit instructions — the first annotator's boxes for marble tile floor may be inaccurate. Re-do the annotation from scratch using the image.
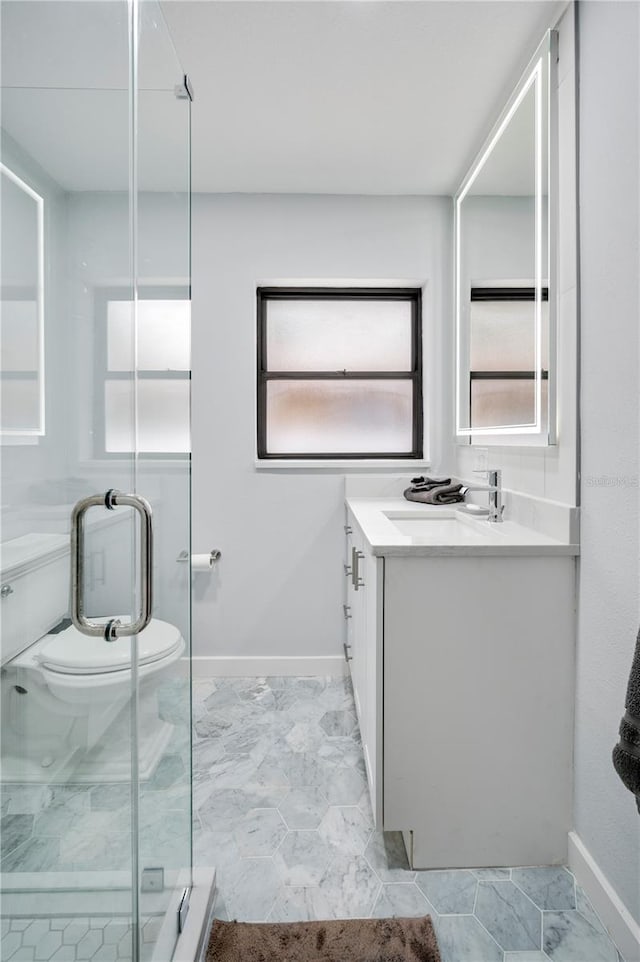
[192,674,624,962]
[0,675,625,962]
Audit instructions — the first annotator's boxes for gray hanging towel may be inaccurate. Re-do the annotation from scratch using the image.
[612,627,640,812]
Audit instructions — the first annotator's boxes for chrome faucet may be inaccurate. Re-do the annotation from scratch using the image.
[460,468,504,523]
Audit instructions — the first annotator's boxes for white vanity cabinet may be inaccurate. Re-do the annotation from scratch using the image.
[344,501,576,870]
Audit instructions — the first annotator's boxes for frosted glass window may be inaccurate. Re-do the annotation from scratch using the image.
[258,289,422,458]
[99,289,190,456]
[105,380,190,453]
[266,380,414,455]
[1,379,40,432]
[266,299,412,371]
[470,299,548,371]
[107,299,190,371]
[471,379,548,430]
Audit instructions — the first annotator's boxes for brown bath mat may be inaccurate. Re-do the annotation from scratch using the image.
[206,916,441,962]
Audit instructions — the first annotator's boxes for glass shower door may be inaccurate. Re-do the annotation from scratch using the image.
[0,3,192,961]
[1,2,139,955]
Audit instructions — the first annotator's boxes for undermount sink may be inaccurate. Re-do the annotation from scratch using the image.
[382,510,490,543]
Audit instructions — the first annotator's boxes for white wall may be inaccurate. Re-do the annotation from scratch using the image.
[454,4,578,506]
[191,193,451,659]
[574,0,640,927]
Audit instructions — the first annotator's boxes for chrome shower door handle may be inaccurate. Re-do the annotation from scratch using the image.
[71,490,153,641]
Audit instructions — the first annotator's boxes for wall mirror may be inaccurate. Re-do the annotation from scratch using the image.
[0,162,45,437]
[455,31,556,444]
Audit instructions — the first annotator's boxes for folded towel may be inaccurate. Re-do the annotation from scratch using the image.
[410,476,452,490]
[612,627,640,812]
[404,483,464,505]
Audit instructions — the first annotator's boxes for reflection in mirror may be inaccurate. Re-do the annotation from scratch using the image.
[0,162,44,436]
[455,31,556,442]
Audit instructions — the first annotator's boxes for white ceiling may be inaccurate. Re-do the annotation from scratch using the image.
[162,0,562,194]
[1,0,563,195]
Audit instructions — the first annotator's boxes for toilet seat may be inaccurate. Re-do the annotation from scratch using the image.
[10,617,184,677]
[35,618,183,675]
[10,617,186,710]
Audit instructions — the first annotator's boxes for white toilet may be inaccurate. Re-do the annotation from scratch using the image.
[0,533,186,783]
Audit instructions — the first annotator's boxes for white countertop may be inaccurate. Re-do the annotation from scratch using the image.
[346,497,580,557]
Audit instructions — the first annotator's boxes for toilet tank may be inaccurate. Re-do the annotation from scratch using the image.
[0,534,70,665]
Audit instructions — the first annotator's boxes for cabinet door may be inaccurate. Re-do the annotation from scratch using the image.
[345,518,366,725]
[344,510,382,826]
[351,538,367,728]
[344,512,366,725]
[343,515,355,679]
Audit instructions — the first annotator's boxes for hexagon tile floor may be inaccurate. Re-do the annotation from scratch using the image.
[0,674,625,962]
[191,674,624,962]
[0,916,160,962]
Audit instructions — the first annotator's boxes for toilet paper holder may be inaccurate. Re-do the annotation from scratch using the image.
[176,549,221,564]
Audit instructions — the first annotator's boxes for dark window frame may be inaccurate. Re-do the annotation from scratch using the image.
[468,286,549,431]
[94,285,191,460]
[257,287,423,460]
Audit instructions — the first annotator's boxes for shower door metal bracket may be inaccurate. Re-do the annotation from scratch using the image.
[177,887,191,934]
[70,490,153,641]
[174,74,194,102]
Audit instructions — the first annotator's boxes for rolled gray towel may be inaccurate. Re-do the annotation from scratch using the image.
[612,627,640,812]
[404,483,464,505]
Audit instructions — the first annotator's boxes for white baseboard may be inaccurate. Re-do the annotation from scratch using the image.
[568,831,640,962]
[191,654,348,678]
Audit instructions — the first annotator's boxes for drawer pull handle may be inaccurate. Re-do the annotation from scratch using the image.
[343,604,352,619]
[353,549,365,590]
[343,642,353,662]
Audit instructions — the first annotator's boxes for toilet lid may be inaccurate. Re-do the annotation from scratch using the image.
[37,618,183,675]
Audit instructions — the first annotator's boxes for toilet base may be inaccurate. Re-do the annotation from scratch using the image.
[1,701,176,784]
[70,714,175,784]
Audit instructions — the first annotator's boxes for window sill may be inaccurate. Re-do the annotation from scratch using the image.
[254,458,431,472]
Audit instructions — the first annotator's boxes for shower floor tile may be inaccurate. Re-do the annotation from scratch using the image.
[1,677,191,962]
[0,917,139,962]
[192,674,625,962]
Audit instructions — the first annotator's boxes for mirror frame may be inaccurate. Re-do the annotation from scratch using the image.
[0,161,45,438]
[454,30,558,444]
